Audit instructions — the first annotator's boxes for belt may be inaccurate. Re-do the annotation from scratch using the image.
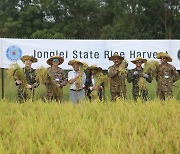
[70,89,83,91]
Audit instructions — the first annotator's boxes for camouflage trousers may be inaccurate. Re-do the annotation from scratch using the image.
[157,90,173,101]
[45,91,62,102]
[132,87,148,101]
[17,88,34,103]
[111,91,126,101]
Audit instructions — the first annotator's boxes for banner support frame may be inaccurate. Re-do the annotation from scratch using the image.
[1,68,4,99]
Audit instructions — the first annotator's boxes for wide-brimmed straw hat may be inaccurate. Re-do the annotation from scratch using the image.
[87,64,102,72]
[47,56,64,65]
[156,52,172,62]
[68,59,83,66]
[131,57,147,64]
[109,53,124,61]
[21,55,37,63]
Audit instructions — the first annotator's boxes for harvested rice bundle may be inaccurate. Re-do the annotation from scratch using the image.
[91,89,99,100]
[138,60,159,95]
[89,72,108,100]
[75,62,88,90]
[7,63,31,97]
[36,67,62,97]
[143,60,159,78]
[36,67,50,84]
[95,72,109,87]
[138,77,147,90]
[119,60,128,76]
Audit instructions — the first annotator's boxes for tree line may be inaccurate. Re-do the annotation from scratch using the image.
[0,0,179,39]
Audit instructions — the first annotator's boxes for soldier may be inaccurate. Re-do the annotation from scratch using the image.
[14,55,39,102]
[156,52,179,100]
[108,54,127,101]
[85,65,104,101]
[127,57,152,101]
[45,56,68,102]
[68,59,86,104]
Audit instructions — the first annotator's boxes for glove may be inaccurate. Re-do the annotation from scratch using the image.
[133,71,139,75]
[16,80,22,85]
[143,74,149,78]
[27,84,32,89]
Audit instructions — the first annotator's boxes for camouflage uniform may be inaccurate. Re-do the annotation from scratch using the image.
[127,68,152,101]
[156,63,179,100]
[45,67,68,101]
[16,68,38,102]
[108,65,126,101]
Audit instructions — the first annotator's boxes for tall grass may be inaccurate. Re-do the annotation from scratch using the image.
[0,99,179,153]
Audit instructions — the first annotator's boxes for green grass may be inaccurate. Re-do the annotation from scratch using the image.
[0,69,180,101]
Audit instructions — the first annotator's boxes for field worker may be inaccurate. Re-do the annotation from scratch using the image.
[127,57,152,101]
[156,52,179,100]
[14,55,39,102]
[46,56,68,102]
[108,53,127,101]
[85,65,104,101]
[68,59,86,104]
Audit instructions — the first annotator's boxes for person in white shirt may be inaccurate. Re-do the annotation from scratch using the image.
[68,59,86,104]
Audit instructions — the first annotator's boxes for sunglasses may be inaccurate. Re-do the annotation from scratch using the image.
[53,59,59,63]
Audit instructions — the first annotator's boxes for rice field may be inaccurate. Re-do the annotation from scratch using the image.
[0,99,179,153]
[0,69,180,153]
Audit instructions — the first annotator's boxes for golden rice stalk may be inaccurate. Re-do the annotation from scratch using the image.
[75,62,88,90]
[7,63,31,97]
[36,67,50,84]
[119,60,128,76]
[95,72,109,87]
[75,77,82,90]
[138,77,147,93]
[90,89,99,100]
[36,67,62,97]
[81,62,89,71]
[143,60,159,78]
[89,72,107,100]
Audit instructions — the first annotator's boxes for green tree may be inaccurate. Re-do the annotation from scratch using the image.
[0,0,179,39]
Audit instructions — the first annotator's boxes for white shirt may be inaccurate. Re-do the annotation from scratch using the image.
[89,75,95,91]
[68,70,86,90]
[91,75,95,85]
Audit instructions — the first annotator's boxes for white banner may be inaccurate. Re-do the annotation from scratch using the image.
[0,38,180,70]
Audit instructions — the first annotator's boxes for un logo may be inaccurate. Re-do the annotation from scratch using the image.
[6,45,22,61]
[178,49,180,61]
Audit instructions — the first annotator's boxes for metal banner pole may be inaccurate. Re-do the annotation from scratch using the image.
[1,68,4,99]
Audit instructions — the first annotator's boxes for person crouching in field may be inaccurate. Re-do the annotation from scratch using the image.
[68,60,86,104]
[14,55,39,102]
[108,54,127,101]
[45,56,68,102]
[156,52,179,100]
[85,65,104,102]
[127,57,152,101]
